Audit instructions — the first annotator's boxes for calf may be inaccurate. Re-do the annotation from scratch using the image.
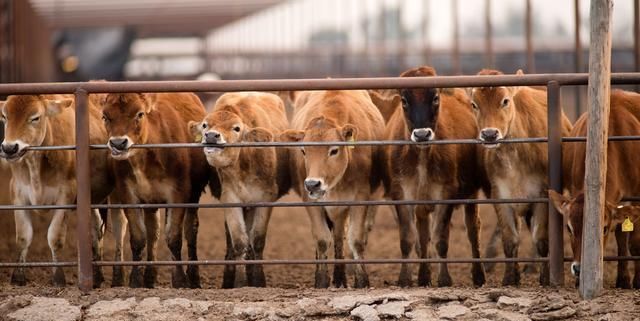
[190,92,290,288]
[384,66,489,287]
[0,95,113,287]
[550,89,640,288]
[100,92,217,288]
[280,90,385,288]
[468,69,572,285]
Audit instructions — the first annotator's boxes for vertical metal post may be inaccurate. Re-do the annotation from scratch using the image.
[581,0,613,300]
[451,0,461,74]
[525,0,535,73]
[634,0,640,81]
[484,0,494,68]
[547,81,564,287]
[574,0,583,118]
[75,89,93,292]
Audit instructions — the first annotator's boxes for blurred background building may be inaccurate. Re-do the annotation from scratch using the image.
[1,0,640,118]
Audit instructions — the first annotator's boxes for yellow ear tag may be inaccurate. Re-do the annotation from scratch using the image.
[195,134,202,143]
[347,135,355,149]
[622,217,634,232]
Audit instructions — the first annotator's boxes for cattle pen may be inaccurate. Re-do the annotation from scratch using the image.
[1,71,640,295]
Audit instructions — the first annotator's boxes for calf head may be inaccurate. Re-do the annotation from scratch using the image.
[549,190,640,279]
[468,69,522,148]
[280,116,356,200]
[0,95,73,162]
[100,93,153,160]
[398,66,441,144]
[189,110,273,168]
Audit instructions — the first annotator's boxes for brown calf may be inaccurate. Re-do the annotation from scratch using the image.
[190,92,290,288]
[384,66,489,287]
[0,95,113,287]
[469,69,572,286]
[281,90,385,288]
[100,92,218,288]
[550,89,640,288]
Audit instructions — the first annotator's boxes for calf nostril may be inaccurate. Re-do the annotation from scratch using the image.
[1,143,18,154]
[109,138,128,150]
[304,179,322,190]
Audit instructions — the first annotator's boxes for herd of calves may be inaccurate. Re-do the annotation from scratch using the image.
[1,66,640,290]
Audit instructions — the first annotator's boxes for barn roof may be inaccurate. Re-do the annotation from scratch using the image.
[28,0,285,36]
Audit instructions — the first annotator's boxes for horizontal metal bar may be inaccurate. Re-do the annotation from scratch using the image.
[14,136,640,153]
[2,256,639,268]
[0,73,639,95]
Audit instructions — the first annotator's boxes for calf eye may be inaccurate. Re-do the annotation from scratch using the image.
[471,102,478,110]
[136,111,145,119]
[30,116,40,123]
[300,148,306,156]
[401,97,408,109]
[101,115,109,123]
[202,123,207,129]
[433,95,440,105]
[233,126,241,132]
[501,98,510,108]
[329,147,339,156]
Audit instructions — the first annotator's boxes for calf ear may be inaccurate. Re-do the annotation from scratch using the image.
[0,100,5,113]
[244,127,273,142]
[188,120,203,138]
[45,98,73,116]
[279,129,305,142]
[508,70,525,97]
[340,124,358,142]
[611,205,640,223]
[548,190,570,216]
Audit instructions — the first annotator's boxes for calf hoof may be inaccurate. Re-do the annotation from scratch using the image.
[523,263,538,274]
[247,266,266,288]
[11,270,27,286]
[222,266,236,289]
[93,268,105,288]
[617,275,632,289]
[314,271,330,288]
[144,266,158,288]
[437,273,453,287]
[398,267,413,287]
[171,270,189,288]
[186,265,201,289]
[111,267,125,287]
[354,274,369,289]
[471,264,486,287]
[52,268,66,287]
[417,264,431,287]
[129,267,144,288]
[332,265,347,288]
[539,264,550,286]
[502,270,521,286]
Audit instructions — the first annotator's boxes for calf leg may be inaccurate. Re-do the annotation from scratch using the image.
[48,209,68,287]
[308,206,332,288]
[184,208,200,288]
[11,210,33,286]
[396,204,417,287]
[483,225,501,273]
[222,222,235,289]
[224,207,249,288]
[432,204,454,287]
[125,209,147,288]
[91,209,106,288]
[111,209,127,287]
[416,206,431,286]
[530,202,550,286]
[495,204,521,286]
[247,207,272,287]
[165,207,188,288]
[629,230,640,289]
[464,203,485,287]
[144,208,160,288]
[522,208,539,274]
[348,205,370,288]
[331,209,348,288]
[615,225,631,288]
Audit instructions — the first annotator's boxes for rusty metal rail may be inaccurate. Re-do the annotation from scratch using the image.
[1,73,640,292]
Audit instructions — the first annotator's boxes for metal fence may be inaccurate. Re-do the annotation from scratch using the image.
[2,72,640,292]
